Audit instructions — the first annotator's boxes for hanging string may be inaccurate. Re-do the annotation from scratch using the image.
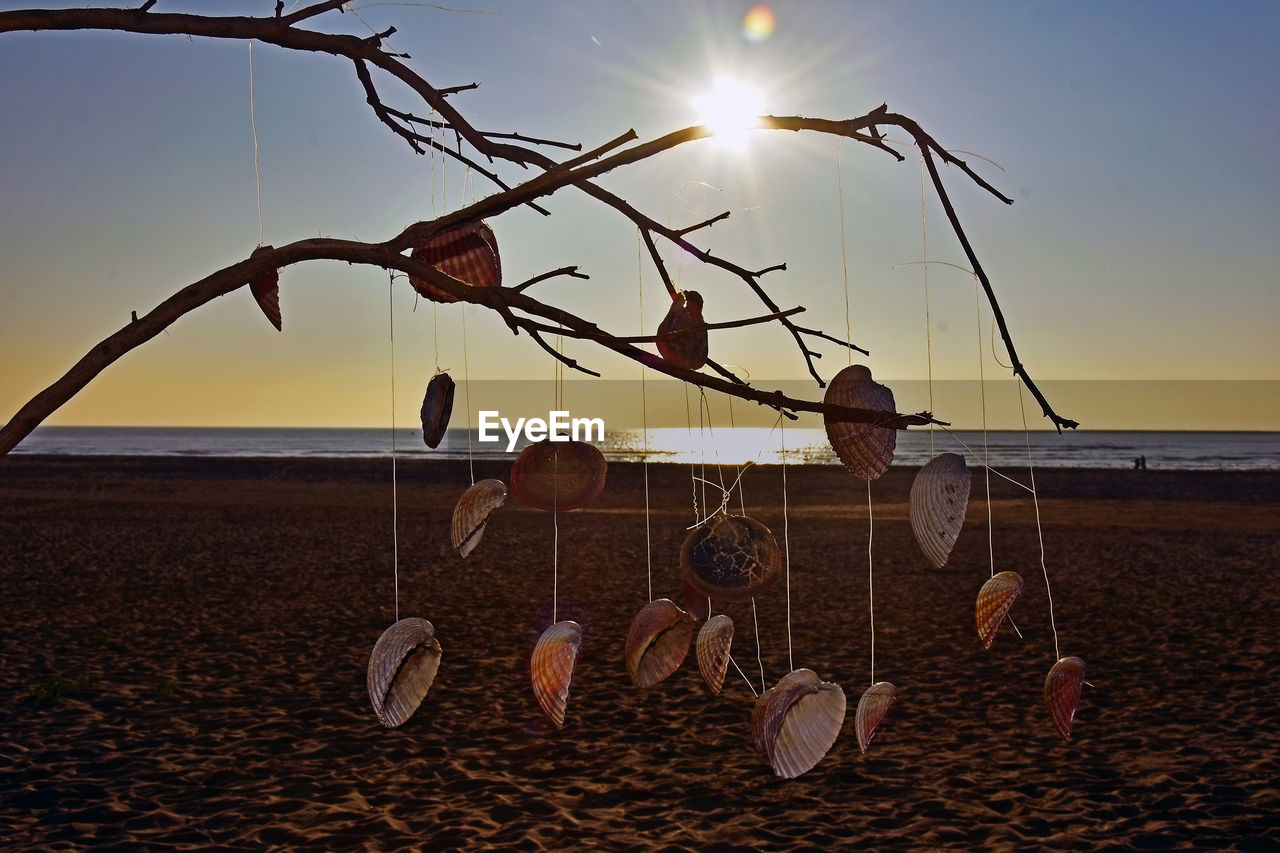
[1018,379,1061,660]
[835,140,855,362]
[637,231,654,603]
[974,276,995,577]
[781,415,794,673]
[728,653,760,698]
[462,307,474,485]
[866,479,876,685]
[920,155,935,455]
[752,597,766,694]
[388,272,400,622]
[248,41,263,247]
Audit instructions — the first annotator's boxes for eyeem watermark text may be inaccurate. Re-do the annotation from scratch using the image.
[478,410,605,452]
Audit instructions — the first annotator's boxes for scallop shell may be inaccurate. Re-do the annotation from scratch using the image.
[367,617,442,728]
[530,620,583,729]
[409,220,501,303]
[695,614,734,695]
[248,245,282,331]
[509,439,607,512]
[751,669,847,778]
[682,577,710,622]
[681,512,782,602]
[656,290,708,370]
[976,571,1024,650]
[854,681,898,753]
[751,669,818,754]
[909,452,971,567]
[625,599,694,689]
[420,372,456,449]
[1045,656,1086,742]
[822,364,896,480]
[450,479,506,559]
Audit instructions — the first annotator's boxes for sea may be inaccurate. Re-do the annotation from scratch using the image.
[9,427,1280,471]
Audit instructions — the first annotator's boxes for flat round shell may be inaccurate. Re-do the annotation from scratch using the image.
[909,452,971,567]
[509,439,607,512]
[531,620,583,729]
[695,614,734,695]
[681,513,782,602]
[823,364,896,480]
[624,598,694,689]
[409,220,501,303]
[420,372,456,449]
[1045,656,1086,742]
[451,479,507,559]
[367,617,442,728]
[854,681,898,753]
[976,571,1024,650]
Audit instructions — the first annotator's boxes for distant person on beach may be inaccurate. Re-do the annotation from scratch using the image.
[1134,455,1148,470]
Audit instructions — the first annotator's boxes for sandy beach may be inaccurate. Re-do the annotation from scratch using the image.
[2,455,1277,850]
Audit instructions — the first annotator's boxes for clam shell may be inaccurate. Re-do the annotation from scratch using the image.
[531,620,583,729]
[248,245,282,331]
[509,439,607,512]
[450,479,506,559]
[751,669,847,778]
[420,372,456,449]
[656,290,708,370]
[823,364,896,480]
[1045,656,1086,742]
[695,614,734,695]
[624,599,694,689]
[681,577,710,622]
[751,669,818,754]
[909,452,971,567]
[367,617,442,728]
[854,681,898,753]
[409,220,501,303]
[976,571,1024,650]
[681,512,782,601]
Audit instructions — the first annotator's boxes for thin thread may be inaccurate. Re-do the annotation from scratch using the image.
[781,417,794,673]
[462,308,474,485]
[638,231,653,602]
[388,274,400,622]
[249,41,263,247]
[920,155,935,455]
[752,597,766,693]
[552,507,560,623]
[836,140,852,361]
[975,277,994,576]
[728,653,759,698]
[867,479,875,685]
[1019,379,1061,660]
[938,428,1034,494]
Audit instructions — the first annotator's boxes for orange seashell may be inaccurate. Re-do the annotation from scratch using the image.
[751,669,846,778]
[854,681,898,753]
[656,290,708,370]
[909,452,971,567]
[409,220,501,303]
[366,618,442,728]
[976,571,1024,650]
[681,512,782,602]
[1045,656,1086,742]
[420,372,456,449]
[248,245,282,331]
[530,620,583,729]
[450,479,506,559]
[509,439,607,512]
[681,577,710,622]
[695,614,734,695]
[823,364,896,480]
[624,599,694,689]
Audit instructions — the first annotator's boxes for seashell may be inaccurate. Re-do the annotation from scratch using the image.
[509,439,607,512]
[681,512,782,602]
[420,372,456,449]
[822,364,896,480]
[530,620,583,729]
[751,669,847,778]
[656,290,708,370]
[409,220,501,303]
[1045,656,1086,742]
[854,681,898,753]
[909,452,971,567]
[695,614,734,695]
[248,245,282,331]
[450,479,506,559]
[751,669,818,754]
[625,598,694,689]
[681,577,710,622]
[367,617,442,728]
[976,571,1024,650]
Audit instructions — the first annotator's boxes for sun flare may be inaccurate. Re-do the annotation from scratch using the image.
[692,76,765,150]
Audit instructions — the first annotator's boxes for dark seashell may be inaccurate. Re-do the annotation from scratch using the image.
[1045,656,1086,742]
[509,439,607,512]
[450,479,506,559]
[420,372,456,449]
[367,617,442,728]
[681,512,781,601]
[854,681,897,753]
[823,364,896,480]
[656,290,708,370]
[695,614,734,695]
[624,599,694,689]
[409,220,501,303]
[248,245,281,331]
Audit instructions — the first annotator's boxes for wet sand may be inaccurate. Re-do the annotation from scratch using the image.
[2,456,1278,850]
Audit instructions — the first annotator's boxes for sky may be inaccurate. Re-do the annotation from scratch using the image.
[1,0,1277,434]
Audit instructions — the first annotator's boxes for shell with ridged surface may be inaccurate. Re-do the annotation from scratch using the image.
[854,681,898,753]
[976,571,1024,650]
[625,599,694,689]
[409,220,501,303]
[909,452,971,567]
[367,618,442,728]
[509,439,607,512]
[751,669,847,778]
[1045,656,1086,742]
[420,372,456,449]
[450,479,506,559]
[681,512,782,602]
[823,364,896,481]
[656,290,708,370]
[695,614,734,695]
[530,620,583,728]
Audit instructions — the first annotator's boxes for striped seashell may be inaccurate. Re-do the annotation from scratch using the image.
[509,439,607,512]
[695,614,734,695]
[854,681,898,753]
[409,220,501,303]
[420,372,456,449]
[530,620,583,729]
[681,512,782,602]
[822,364,896,480]
[751,669,847,778]
[248,245,282,331]
[751,669,818,755]
[656,290,708,370]
[450,479,506,559]
[367,617,442,728]
[909,452,971,567]
[681,577,710,622]
[976,571,1024,650]
[624,599,694,689]
[1045,656,1086,742]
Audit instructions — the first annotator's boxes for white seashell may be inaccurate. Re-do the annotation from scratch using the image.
[248,245,282,331]
[656,290,708,370]
[681,512,782,602]
[695,614,734,695]
[625,599,694,689]
[1045,656,1086,742]
[367,618,442,728]
[530,620,583,729]
[450,479,506,559]
[509,439,607,512]
[420,372,456,449]
[751,669,846,778]
[975,571,1024,650]
[823,364,896,480]
[909,452,971,567]
[409,220,501,303]
[854,681,898,753]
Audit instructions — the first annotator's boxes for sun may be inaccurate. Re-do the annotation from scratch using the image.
[692,76,765,150]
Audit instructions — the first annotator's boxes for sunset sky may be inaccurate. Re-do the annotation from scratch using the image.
[1,1,1277,434]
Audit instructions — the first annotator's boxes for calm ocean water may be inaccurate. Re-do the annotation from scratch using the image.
[10,427,1280,471]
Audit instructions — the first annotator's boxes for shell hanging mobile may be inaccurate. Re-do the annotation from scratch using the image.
[822,364,896,480]
[409,219,502,303]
